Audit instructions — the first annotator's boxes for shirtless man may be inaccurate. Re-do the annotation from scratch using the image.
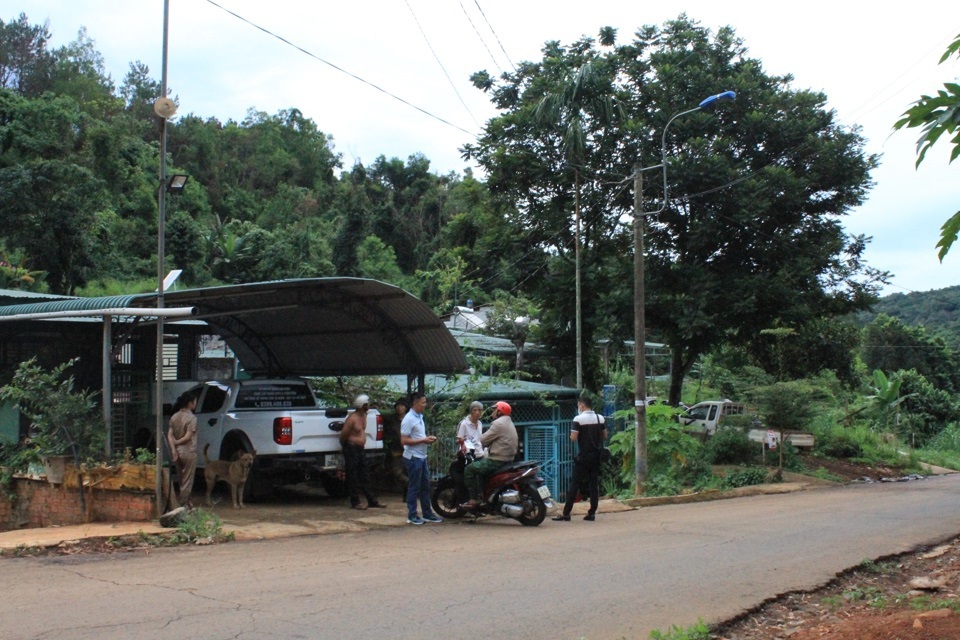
[340,394,386,510]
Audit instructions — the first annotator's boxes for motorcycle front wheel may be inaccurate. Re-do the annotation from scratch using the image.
[517,484,547,526]
[431,476,464,519]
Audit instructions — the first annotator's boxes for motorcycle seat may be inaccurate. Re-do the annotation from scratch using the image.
[494,460,537,473]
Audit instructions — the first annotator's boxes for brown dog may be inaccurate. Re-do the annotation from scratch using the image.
[203,443,256,508]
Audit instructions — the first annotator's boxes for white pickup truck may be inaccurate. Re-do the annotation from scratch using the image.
[679,400,815,449]
[172,378,383,498]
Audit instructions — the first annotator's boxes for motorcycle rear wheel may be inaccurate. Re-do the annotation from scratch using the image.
[517,484,547,526]
[431,476,464,519]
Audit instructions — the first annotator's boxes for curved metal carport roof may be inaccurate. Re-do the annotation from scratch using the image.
[0,278,468,377]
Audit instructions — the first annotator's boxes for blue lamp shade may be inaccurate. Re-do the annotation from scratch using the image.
[698,91,737,109]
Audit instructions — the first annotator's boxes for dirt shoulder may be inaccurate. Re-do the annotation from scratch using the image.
[714,535,960,640]
[710,455,960,640]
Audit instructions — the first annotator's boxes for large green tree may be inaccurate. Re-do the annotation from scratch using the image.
[466,16,885,403]
[861,314,960,393]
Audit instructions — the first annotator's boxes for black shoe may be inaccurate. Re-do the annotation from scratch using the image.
[552,514,571,521]
[368,502,387,509]
[583,514,595,521]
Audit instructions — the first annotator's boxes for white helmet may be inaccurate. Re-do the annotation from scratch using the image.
[353,394,370,409]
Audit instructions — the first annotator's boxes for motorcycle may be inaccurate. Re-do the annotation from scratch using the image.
[431,446,554,526]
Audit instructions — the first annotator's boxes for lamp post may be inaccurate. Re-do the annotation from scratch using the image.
[153,0,175,514]
[633,91,736,493]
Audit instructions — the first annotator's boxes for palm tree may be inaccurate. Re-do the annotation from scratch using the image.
[534,59,619,388]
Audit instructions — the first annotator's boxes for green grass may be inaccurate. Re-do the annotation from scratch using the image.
[858,558,897,575]
[649,619,711,640]
[807,466,844,483]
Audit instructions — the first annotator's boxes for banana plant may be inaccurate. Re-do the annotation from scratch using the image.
[865,370,913,430]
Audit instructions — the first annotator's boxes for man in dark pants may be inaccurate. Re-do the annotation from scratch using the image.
[553,394,607,522]
[340,394,386,510]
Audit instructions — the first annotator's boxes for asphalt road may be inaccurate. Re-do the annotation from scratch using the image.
[4,475,960,640]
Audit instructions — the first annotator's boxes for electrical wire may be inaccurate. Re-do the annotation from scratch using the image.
[203,0,475,136]
[472,0,516,72]
[458,0,505,74]
[403,0,481,129]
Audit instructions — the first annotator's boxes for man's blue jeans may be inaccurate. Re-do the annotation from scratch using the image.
[404,456,433,519]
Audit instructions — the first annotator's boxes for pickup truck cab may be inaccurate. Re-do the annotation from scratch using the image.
[181,378,383,498]
[679,400,815,449]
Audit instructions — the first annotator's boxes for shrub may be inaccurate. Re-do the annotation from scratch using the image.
[0,358,104,479]
[926,423,960,452]
[721,466,769,488]
[643,473,683,497]
[672,452,715,488]
[706,427,758,465]
[608,404,699,492]
[815,426,863,459]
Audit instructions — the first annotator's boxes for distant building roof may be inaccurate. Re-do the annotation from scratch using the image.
[442,305,490,331]
[382,373,578,401]
[0,288,75,306]
[449,328,550,357]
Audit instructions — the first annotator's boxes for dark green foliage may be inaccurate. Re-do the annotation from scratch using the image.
[815,428,864,459]
[0,357,104,475]
[721,466,769,488]
[166,212,205,284]
[706,427,758,465]
[747,317,863,386]
[861,314,960,393]
[466,15,884,404]
[898,369,959,447]
[643,473,683,497]
[861,287,960,351]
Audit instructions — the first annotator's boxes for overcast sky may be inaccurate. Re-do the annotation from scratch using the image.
[10,1,960,296]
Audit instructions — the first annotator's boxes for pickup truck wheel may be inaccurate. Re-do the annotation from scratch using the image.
[320,473,350,499]
[241,463,260,503]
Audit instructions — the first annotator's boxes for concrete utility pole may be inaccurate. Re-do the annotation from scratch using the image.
[154,0,172,514]
[633,166,648,491]
[631,91,736,496]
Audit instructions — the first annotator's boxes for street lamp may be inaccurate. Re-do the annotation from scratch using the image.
[633,90,736,493]
[166,174,189,192]
[154,0,174,514]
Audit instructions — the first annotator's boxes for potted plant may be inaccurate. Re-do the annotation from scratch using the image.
[0,357,103,485]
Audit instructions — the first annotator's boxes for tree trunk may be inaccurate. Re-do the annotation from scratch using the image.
[667,348,699,406]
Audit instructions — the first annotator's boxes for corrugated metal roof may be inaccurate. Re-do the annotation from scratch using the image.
[0,288,76,306]
[0,294,144,316]
[448,328,550,357]
[0,278,467,377]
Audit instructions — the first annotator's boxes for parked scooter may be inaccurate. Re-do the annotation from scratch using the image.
[432,451,553,526]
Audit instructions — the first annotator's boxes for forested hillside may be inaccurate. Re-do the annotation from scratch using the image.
[861,286,960,349]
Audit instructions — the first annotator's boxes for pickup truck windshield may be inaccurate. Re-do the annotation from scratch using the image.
[235,382,317,409]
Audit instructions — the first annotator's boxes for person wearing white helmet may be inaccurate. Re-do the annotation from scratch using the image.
[340,394,386,510]
[462,401,518,509]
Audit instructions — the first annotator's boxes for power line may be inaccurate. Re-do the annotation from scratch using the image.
[458,0,504,74]
[403,0,480,129]
[203,0,475,136]
[472,0,515,72]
